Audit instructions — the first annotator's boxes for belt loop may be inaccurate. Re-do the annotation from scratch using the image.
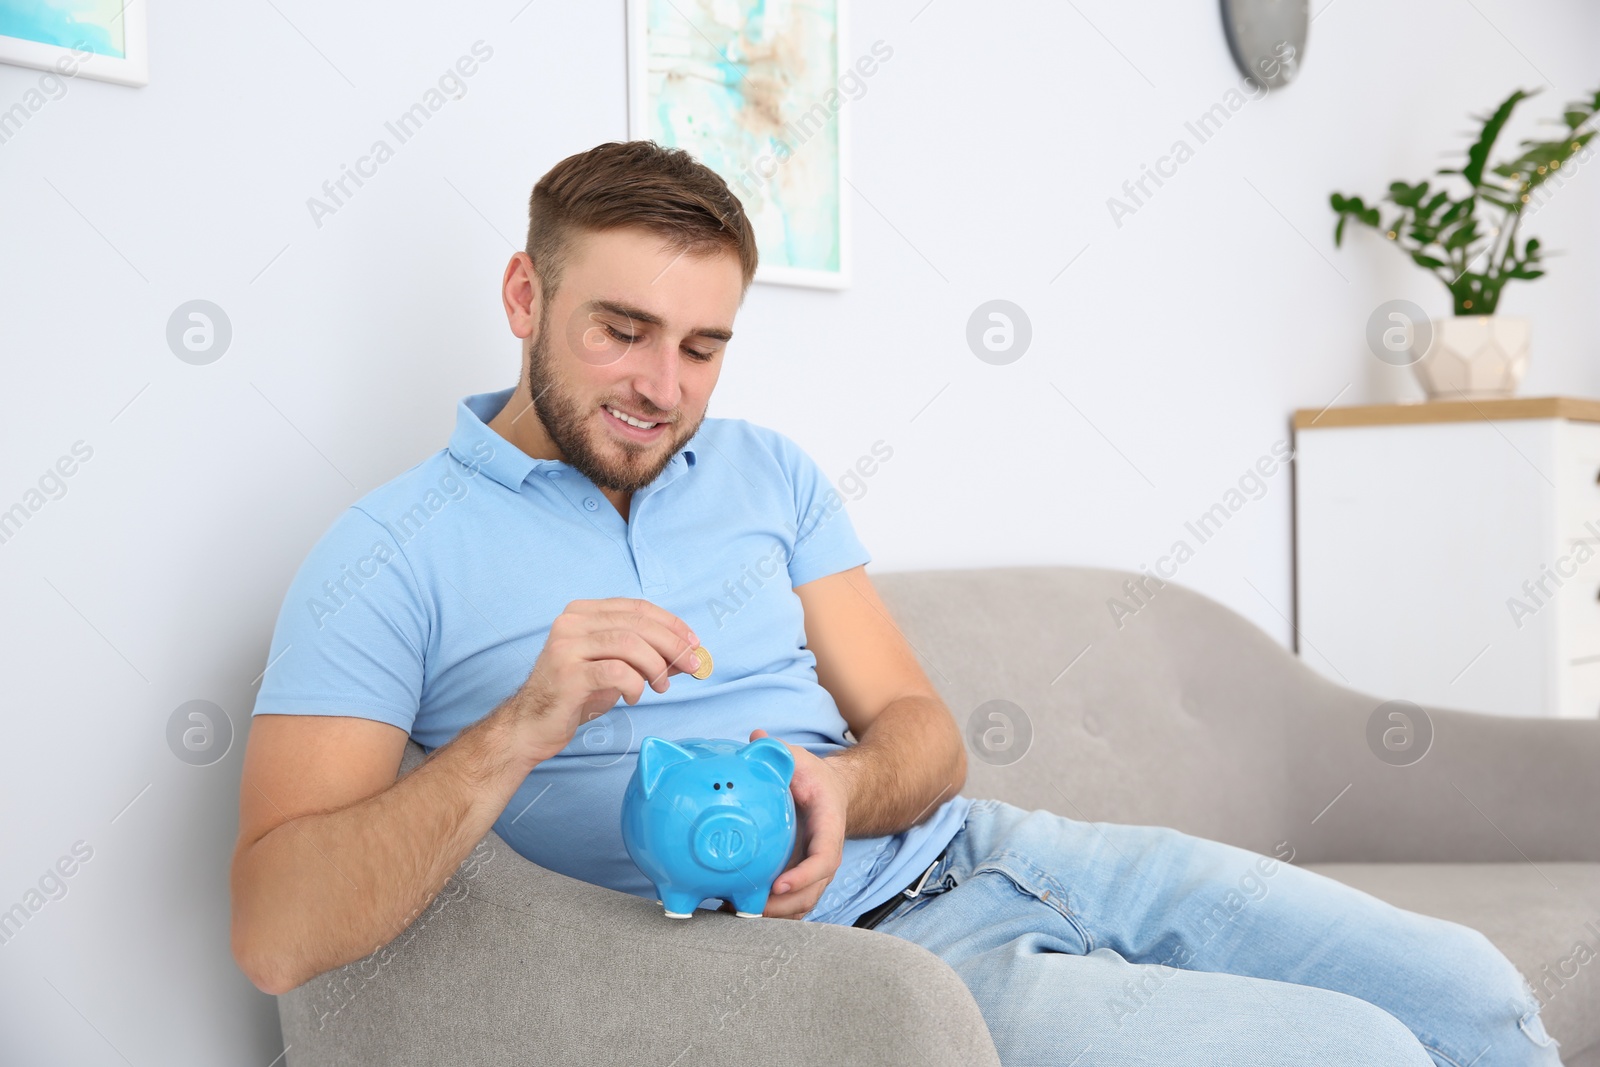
[851,843,952,931]
[903,857,940,899]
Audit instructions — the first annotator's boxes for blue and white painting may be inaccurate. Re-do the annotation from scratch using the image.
[0,0,126,58]
[632,0,848,288]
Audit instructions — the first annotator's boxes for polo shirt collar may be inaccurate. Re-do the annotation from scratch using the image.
[450,387,697,494]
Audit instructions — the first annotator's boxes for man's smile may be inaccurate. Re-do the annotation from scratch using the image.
[601,402,670,442]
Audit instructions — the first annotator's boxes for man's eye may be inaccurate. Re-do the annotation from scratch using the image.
[686,349,716,363]
[605,325,640,344]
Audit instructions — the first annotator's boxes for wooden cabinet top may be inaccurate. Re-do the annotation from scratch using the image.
[1292,396,1600,430]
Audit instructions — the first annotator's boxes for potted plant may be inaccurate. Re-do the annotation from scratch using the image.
[1331,86,1599,399]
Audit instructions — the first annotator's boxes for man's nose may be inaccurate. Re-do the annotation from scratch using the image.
[626,338,682,416]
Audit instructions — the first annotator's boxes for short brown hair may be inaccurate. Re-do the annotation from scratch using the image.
[526,140,758,296]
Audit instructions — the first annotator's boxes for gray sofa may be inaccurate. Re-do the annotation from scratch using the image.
[274,566,1600,1066]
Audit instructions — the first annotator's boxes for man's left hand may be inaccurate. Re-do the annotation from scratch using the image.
[747,728,850,920]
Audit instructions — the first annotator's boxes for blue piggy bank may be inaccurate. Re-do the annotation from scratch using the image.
[621,736,797,919]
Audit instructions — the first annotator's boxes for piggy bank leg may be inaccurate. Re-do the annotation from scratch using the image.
[659,888,702,919]
[730,888,770,918]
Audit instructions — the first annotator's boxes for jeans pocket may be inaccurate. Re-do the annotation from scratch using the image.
[974,853,1091,950]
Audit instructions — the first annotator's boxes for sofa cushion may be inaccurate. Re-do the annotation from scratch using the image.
[1307,862,1600,1062]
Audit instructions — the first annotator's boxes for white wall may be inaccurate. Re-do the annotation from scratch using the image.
[1,0,1595,1062]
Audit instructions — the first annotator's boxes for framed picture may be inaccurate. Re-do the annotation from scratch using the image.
[0,0,148,88]
[627,0,850,290]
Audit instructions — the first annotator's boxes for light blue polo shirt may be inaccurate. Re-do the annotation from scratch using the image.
[251,387,971,926]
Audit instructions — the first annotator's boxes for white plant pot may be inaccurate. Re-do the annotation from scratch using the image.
[1410,315,1531,400]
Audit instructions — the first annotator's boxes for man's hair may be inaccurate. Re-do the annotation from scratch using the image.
[526,140,758,296]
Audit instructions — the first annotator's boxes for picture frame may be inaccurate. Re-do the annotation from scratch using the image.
[0,1,149,88]
[626,0,850,290]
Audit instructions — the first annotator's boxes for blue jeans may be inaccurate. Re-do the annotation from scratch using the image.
[870,798,1562,1067]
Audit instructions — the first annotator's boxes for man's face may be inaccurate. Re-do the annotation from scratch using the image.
[525,226,742,493]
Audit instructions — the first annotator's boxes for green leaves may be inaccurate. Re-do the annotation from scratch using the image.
[1442,218,1479,251]
[1329,81,1597,311]
[1497,128,1596,203]
[1330,192,1381,246]
[1437,198,1471,226]
[1448,273,1505,315]
[1505,236,1546,280]
[1460,88,1535,188]
[1389,181,1426,207]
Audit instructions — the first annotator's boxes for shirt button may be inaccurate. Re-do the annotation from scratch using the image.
[584,497,598,510]
[545,470,560,479]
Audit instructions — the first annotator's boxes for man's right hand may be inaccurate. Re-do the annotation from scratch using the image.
[232,596,702,994]
[506,597,703,768]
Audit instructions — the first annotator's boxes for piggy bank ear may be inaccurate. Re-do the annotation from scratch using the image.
[637,736,696,799]
[739,737,795,787]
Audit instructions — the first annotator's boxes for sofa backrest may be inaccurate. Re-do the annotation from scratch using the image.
[872,565,1309,854]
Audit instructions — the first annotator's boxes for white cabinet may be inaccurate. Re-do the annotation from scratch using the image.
[1292,397,1600,718]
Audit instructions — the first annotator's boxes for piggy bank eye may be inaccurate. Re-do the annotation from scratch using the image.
[726,781,734,789]
[713,783,720,790]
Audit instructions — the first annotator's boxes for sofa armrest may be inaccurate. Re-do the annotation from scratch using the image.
[275,745,999,1067]
[1287,668,1600,864]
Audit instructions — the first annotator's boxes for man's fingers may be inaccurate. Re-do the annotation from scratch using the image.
[743,732,844,919]
[569,603,700,688]
[583,597,697,643]
[765,827,841,918]
[585,616,700,686]
[591,601,696,647]
[773,808,844,895]
[775,851,815,891]
[764,874,827,919]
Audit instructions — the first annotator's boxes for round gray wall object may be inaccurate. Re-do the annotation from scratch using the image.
[1220,0,1308,90]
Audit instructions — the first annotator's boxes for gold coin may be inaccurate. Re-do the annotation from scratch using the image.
[689,645,713,679]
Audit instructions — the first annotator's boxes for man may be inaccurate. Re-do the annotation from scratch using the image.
[231,141,1561,1066]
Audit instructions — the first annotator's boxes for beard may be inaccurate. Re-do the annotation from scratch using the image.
[525,312,702,493]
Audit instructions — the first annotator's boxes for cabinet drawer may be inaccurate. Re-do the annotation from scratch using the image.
[1556,429,1600,541]
[1557,557,1600,649]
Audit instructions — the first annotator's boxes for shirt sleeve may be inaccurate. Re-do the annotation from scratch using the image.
[778,432,873,588]
[249,505,429,733]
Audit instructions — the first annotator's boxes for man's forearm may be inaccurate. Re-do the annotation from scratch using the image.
[826,694,967,838]
[231,708,531,995]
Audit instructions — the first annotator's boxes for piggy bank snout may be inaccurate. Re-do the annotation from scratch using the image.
[691,808,759,871]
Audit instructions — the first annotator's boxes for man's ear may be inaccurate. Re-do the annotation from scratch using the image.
[739,737,795,787]
[502,251,544,341]
[638,736,696,798]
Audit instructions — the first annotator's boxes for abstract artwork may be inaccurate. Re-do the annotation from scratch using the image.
[0,0,148,87]
[628,0,850,289]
